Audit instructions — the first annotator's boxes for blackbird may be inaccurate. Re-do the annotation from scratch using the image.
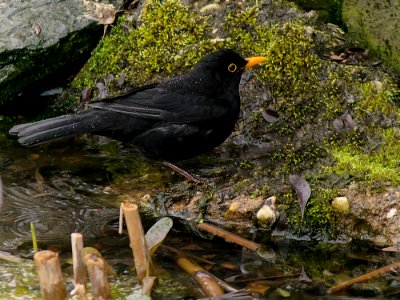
[9,49,266,182]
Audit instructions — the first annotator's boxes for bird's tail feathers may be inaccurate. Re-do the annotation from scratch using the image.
[9,112,104,147]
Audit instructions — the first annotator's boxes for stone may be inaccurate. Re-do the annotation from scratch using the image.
[0,0,126,104]
[342,0,400,72]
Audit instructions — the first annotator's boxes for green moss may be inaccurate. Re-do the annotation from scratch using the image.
[354,80,400,121]
[73,0,216,95]
[55,0,400,237]
[323,128,400,189]
[284,188,338,236]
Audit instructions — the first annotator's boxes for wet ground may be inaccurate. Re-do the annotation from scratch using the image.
[1,123,400,299]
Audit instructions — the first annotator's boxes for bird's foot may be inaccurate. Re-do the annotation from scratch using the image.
[161,161,208,184]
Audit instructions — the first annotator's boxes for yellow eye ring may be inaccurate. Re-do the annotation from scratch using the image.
[228,63,237,73]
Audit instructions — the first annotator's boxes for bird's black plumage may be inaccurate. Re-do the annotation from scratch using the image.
[10,49,265,165]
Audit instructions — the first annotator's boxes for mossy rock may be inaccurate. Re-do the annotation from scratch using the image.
[343,0,400,73]
[54,0,400,245]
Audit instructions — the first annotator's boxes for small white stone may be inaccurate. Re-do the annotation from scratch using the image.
[257,205,276,222]
[332,196,350,213]
[200,3,222,14]
[386,208,397,219]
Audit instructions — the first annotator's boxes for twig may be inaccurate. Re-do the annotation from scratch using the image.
[71,233,88,300]
[0,251,26,264]
[162,245,238,293]
[85,254,111,300]
[34,250,67,300]
[328,261,400,294]
[119,203,123,234]
[142,276,157,296]
[177,256,224,297]
[161,244,216,265]
[122,203,151,283]
[197,222,260,251]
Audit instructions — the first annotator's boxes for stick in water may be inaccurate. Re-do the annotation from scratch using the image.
[34,250,67,300]
[121,203,150,283]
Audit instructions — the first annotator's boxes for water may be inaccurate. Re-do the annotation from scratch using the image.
[1,123,400,299]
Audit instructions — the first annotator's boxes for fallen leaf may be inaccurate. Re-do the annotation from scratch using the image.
[145,217,173,256]
[328,55,344,62]
[289,174,311,220]
[81,87,93,102]
[299,267,312,283]
[33,23,41,36]
[96,81,109,99]
[261,109,279,123]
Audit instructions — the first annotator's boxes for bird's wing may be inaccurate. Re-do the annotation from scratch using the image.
[155,93,230,123]
[87,88,230,124]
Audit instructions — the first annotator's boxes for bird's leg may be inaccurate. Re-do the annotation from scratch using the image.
[161,161,206,184]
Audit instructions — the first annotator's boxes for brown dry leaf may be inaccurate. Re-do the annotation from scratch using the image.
[328,55,344,62]
[33,23,41,36]
[83,0,116,25]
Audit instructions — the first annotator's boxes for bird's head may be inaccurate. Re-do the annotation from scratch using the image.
[193,49,266,87]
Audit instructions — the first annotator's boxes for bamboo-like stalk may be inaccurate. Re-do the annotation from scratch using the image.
[71,233,87,300]
[85,254,111,300]
[328,261,400,294]
[177,257,224,297]
[142,276,157,296]
[121,203,150,283]
[34,250,67,300]
[197,222,260,251]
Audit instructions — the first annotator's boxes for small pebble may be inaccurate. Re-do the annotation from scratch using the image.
[332,196,350,213]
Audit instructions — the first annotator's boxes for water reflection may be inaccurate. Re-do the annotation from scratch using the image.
[0,135,129,253]
[0,173,118,251]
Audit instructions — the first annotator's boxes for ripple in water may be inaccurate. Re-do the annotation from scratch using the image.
[0,172,119,251]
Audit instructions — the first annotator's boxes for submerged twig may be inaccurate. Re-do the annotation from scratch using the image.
[197,222,260,251]
[0,251,26,264]
[162,245,238,293]
[328,261,400,294]
[177,256,224,297]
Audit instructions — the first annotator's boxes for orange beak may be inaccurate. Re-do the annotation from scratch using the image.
[244,56,266,69]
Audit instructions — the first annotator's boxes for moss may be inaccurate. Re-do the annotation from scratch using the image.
[52,0,400,237]
[283,188,339,236]
[323,128,400,189]
[320,77,400,190]
[354,80,400,121]
[73,0,216,96]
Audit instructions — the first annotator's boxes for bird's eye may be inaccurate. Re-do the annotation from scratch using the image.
[227,63,237,73]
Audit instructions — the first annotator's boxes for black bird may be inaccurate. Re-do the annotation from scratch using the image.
[9,49,266,182]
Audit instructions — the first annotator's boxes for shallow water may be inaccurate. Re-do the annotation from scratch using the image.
[1,124,400,299]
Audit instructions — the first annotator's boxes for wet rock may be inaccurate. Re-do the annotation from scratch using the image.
[348,283,382,297]
[0,0,127,104]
